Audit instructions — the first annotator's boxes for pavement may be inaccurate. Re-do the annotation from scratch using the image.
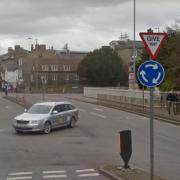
[2,92,171,180]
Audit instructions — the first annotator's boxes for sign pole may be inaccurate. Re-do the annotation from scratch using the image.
[138,30,167,180]
[150,87,154,180]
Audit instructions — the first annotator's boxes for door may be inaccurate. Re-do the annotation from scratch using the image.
[51,105,65,128]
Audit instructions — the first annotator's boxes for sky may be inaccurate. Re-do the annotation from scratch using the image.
[0,0,179,54]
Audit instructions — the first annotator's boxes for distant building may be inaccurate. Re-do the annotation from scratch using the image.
[109,39,144,89]
[0,44,88,92]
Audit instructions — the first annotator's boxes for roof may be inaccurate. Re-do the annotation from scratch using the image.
[35,101,72,106]
[109,40,144,49]
[0,53,14,61]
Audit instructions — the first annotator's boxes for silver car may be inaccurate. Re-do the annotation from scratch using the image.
[13,101,79,134]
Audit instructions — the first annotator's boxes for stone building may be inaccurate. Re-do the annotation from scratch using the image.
[0,44,88,92]
[109,39,144,88]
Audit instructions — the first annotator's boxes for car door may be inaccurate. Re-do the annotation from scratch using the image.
[51,105,64,128]
[62,104,73,125]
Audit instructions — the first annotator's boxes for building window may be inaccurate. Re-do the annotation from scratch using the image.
[65,74,69,80]
[32,66,35,71]
[31,75,34,82]
[18,58,23,66]
[74,74,79,80]
[63,65,71,71]
[42,65,49,71]
[51,65,58,71]
[18,69,22,78]
[52,74,57,81]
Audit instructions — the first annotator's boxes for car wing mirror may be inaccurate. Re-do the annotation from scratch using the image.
[52,110,58,115]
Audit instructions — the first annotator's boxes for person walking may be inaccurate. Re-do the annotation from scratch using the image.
[5,85,8,96]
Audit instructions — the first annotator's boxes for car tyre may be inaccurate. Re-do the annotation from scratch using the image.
[43,122,51,134]
[69,117,76,128]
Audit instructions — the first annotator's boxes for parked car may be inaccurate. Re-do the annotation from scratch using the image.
[13,101,79,134]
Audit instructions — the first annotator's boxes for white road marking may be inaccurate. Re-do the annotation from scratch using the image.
[75,169,95,173]
[90,112,106,119]
[93,108,104,112]
[43,175,67,178]
[8,172,32,176]
[78,173,100,177]
[7,177,32,180]
[43,170,66,174]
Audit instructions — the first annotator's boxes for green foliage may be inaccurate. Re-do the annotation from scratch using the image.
[78,46,127,86]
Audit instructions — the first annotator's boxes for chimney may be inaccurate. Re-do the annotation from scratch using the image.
[15,45,21,52]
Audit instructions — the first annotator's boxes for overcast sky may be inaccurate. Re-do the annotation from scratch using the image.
[0,0,179,54]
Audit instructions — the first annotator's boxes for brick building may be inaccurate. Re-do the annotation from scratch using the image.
[0,44,88,92]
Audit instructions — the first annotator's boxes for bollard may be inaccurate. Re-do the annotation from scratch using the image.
[118,130,132,169]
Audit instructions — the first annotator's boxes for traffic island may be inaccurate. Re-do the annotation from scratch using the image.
[99,165,166,180]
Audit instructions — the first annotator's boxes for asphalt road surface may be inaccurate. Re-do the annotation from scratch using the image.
[0,93,180,180]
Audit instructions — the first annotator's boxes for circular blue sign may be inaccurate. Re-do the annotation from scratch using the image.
[137,60,165,87]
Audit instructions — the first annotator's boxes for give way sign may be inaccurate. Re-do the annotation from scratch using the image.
[139,32,167,59]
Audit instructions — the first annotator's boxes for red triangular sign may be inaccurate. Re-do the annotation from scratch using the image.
[139,32,167,59]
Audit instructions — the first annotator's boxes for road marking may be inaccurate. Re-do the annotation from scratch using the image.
[93,108,104,112]
[78,173,100,177]
[90,112,106,119]
[7,177,32,180]
[43,175,67,178]
[8,172,32,176]
[75,169,95,173]
[43,170,66,174]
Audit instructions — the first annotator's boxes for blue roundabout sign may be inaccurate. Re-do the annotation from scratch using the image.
[137,60,165,87]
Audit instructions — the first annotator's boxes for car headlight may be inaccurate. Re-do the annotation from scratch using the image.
[31,120,39,124]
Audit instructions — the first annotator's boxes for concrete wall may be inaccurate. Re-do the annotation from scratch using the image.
[84,87,162,107]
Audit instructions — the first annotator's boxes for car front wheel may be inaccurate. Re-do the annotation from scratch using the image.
[43,122,51,134]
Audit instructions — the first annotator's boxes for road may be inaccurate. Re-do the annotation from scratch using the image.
[0,93,180,180]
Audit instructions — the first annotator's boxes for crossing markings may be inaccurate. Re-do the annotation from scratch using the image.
[76,169,100,178]
[42,170,67,179]
[7,172,33,180]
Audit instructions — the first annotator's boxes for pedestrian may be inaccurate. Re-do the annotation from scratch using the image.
[5,85,8,96]
[166,91,173,114]
[172,92,178,115]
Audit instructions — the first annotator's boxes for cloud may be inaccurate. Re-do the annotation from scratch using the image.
[0,0,179,52]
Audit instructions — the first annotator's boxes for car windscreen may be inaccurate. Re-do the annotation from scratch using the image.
[27,105,53,114]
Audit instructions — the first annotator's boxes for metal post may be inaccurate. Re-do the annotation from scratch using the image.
[132,0,136,89]
[143,86,145,111]
[150,87,154,180]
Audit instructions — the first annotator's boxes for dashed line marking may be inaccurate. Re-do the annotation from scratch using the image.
[78,173,100,177]
[90,112,106,119]
[43,175,67,178]
[7,177,32,180]
[8,172,32,176]
[43,170,66,174]
[75,169,95,173]
[93,108,104,112]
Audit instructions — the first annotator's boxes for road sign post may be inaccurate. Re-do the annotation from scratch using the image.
[138,30,167,180]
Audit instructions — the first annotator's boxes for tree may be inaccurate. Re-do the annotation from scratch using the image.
[78,46,127,86]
